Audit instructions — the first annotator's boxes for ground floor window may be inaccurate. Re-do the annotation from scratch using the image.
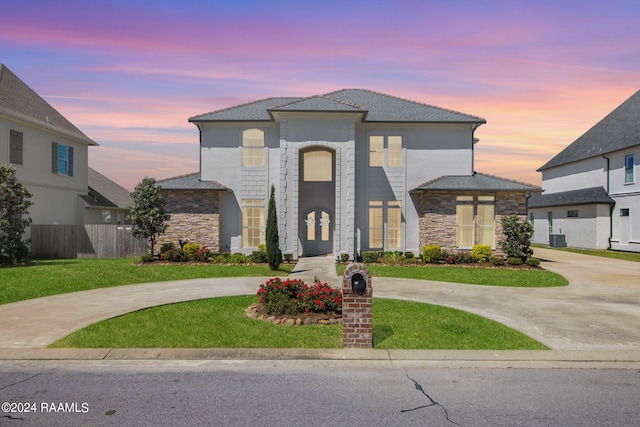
[456,196,495,248]
[242,199,264,248]
[369,200,402,250]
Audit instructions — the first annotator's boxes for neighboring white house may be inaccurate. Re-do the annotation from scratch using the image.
[0,64,98,232]
[529,90,640,252]
[158,89,540,259]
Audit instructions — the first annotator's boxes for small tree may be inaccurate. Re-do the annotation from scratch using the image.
[0,165,33,265]
[129,177,170,256]
[266,185,282,270]
[499,215,534,262]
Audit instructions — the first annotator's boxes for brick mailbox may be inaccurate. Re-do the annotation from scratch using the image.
[342,262,373,348]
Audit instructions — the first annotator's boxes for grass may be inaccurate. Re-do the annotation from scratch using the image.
[0,259,293,305]
[49,296,548,350]
[533,244,640,263]
[336,264,568,287]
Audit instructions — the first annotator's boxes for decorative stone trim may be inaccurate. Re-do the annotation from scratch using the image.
[245,303,342,325]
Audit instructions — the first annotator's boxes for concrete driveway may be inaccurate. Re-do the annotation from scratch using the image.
[0,248,638,351]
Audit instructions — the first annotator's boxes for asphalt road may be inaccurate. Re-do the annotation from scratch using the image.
[1,360,639,426]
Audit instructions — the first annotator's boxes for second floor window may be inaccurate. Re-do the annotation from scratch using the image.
[625,154,634,183]
[242,129,264,166]
[369,135,403,168]
[10,130,23,165]
[51,141,74,176]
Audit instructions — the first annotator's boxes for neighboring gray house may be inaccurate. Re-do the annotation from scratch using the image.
[0,64,97,232]
[529,90,640,252]
[80,168,132,225]
[160,89,539,258]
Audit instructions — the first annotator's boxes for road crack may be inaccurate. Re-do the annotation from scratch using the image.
[402,374,462,426]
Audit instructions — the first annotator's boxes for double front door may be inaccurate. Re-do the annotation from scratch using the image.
[303,208,332,255]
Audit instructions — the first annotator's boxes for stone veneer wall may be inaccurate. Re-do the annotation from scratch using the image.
[157,190,221,251]
[418,191,528,251]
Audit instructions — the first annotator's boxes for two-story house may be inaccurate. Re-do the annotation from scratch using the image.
[158,89,539,259]
[0,64,98,233]
[529,90,639,252]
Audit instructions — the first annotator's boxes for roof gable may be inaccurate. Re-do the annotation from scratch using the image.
[189,89,485,124]
[539,90,640,170]
[0,64,97,145]
[87,168,132,208]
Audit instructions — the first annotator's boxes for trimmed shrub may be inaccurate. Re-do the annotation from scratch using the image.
[160,242,176,254]
[250,249,268,263]
[190,247,211,262]
[229,253,249,264]
[160,248,187,262]
[211,253,230,263]
[421,245,442,263]
[507,257,523,265]
[283,253,293,263]
[362,251,379,263]
[526,257,541,267]
[472,244,492,262]
[340,253,350,263]
[140,253,154,263]
[183,243,201,258]
[490,255,505,266]
[404,251,416,259]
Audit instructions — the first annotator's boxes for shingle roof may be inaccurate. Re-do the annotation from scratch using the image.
[539,90,640,171]
[527,186,614,208]
[189,89,485,124]
[0,64,97,146]
[157,172,230,191]
[411,172,540,192]
[189,97,301,121]
[82,168,132,208]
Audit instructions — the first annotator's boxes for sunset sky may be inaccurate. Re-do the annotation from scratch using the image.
[2,0,639,190]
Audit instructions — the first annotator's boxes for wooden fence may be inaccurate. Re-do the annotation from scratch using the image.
[30,224,147,259]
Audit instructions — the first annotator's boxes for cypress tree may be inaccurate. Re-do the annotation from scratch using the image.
[266,185,282,270]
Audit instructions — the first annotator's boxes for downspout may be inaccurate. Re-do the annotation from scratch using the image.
[602,154,612,250]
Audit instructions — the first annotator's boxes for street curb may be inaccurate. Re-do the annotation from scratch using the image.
[1,348,640,369]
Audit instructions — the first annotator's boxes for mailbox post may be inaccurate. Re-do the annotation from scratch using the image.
[342,262,372,348]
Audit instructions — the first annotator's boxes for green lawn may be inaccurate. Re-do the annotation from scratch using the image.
[0,259,292,305]
[336,264,568,287]
[50,296,548,350]
[533,245,640,263]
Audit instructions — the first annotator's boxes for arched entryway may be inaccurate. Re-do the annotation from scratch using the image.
[298,148,335,255]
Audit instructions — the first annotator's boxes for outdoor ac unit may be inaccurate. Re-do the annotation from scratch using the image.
[549,234,567,248]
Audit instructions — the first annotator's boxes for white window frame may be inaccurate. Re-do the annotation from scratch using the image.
[242,129,265,167]
[625,154,634,184]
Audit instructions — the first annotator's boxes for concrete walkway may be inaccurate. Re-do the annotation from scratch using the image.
[0,249,639,359]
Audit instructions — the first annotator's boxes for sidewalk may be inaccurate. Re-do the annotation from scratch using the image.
[1,251,639,363]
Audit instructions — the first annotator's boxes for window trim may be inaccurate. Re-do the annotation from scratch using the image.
[625,154,634,184]
[368,200,403,250]
[241,199,265,248]
[368,134,403,168]
[51,141,74,176]
[455,195,495,249]
[10,129,23,166]
[242,128,265,167]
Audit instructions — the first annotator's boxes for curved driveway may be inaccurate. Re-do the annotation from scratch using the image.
[0,248,639,350]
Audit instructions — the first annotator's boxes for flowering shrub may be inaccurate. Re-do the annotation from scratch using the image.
[443,252,477,264]
[160,248,188,262]
[190,247,211,262]
[256,278,342,315]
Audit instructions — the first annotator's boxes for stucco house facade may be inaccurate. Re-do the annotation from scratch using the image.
[0,64,98,234]
[529,90,639,252]
[159,89,539,259]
